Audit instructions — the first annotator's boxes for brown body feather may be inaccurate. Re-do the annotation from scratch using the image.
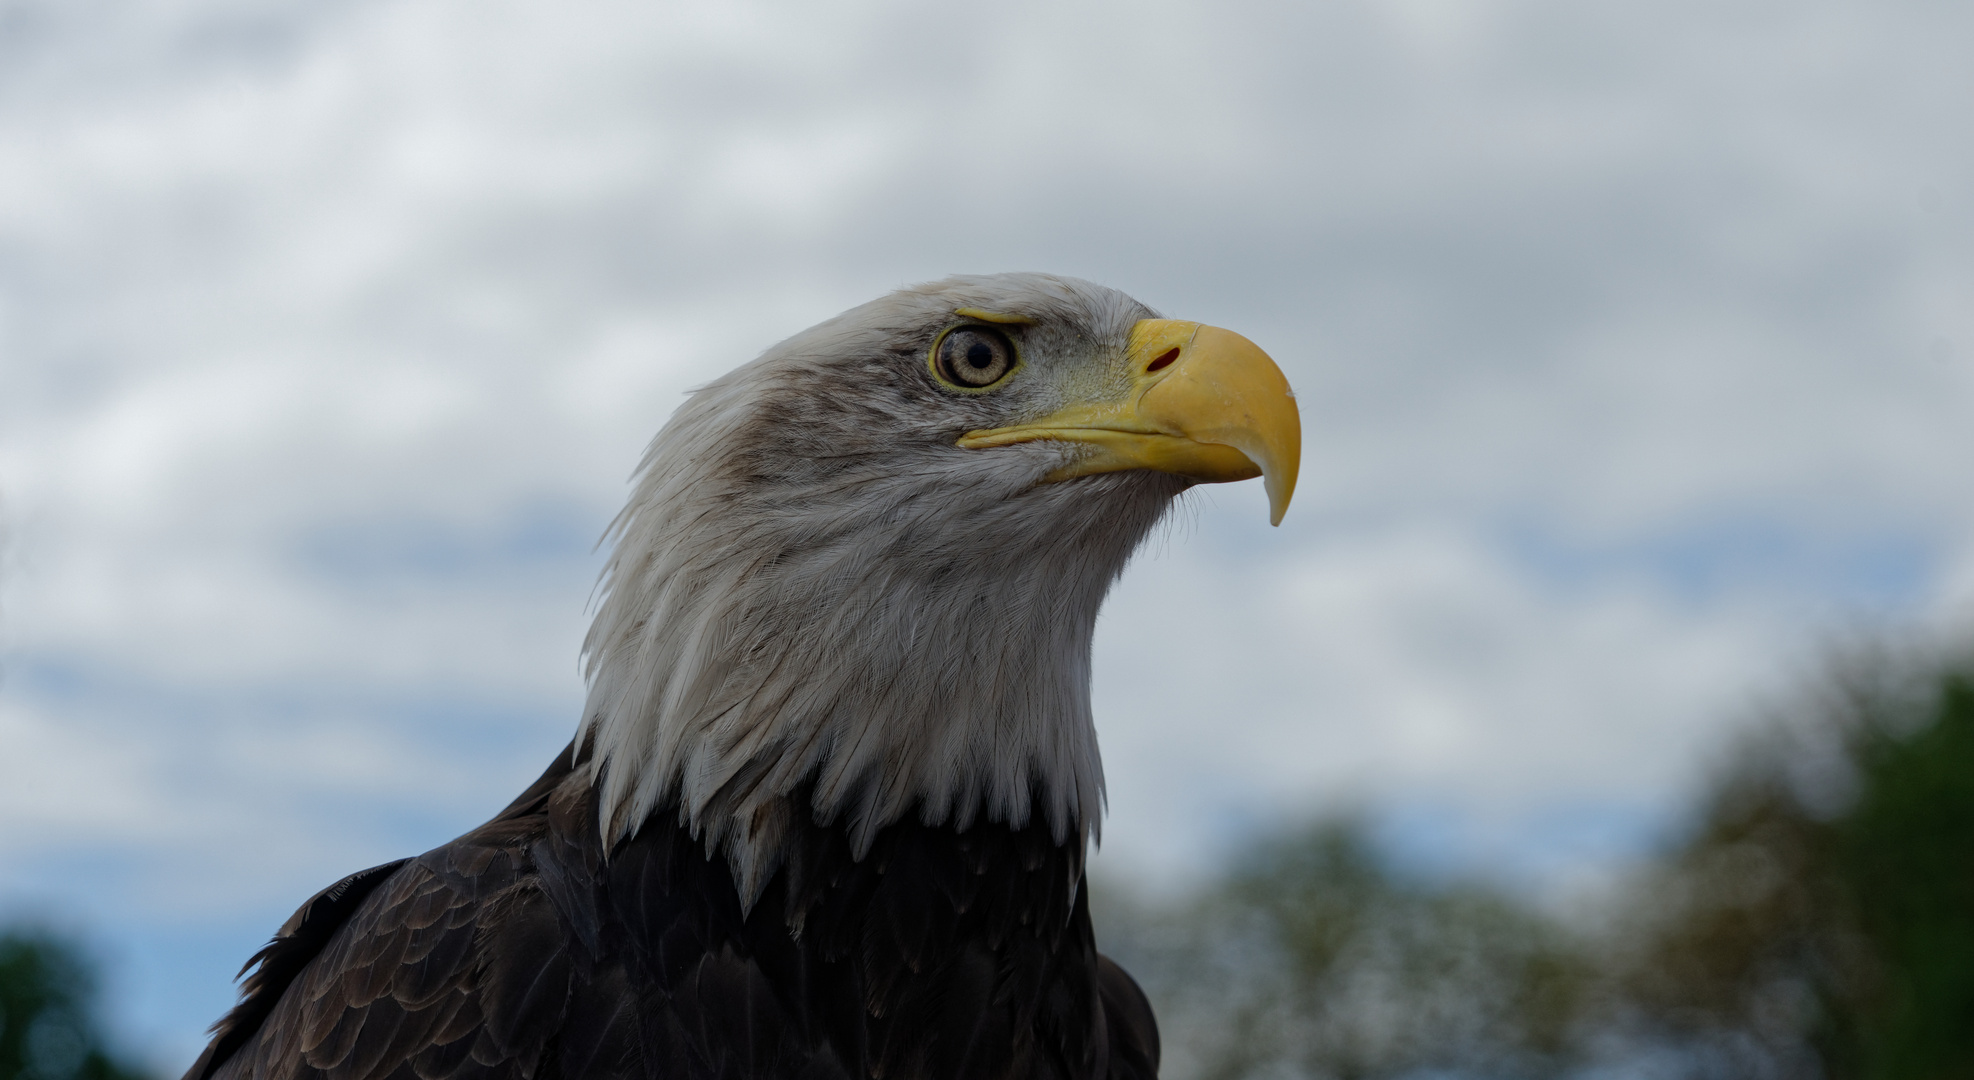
[186,746,1158,1080]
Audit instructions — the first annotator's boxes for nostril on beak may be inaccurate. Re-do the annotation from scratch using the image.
[1146,347,1180,373]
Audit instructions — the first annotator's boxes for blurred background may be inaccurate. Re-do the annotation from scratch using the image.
[1,1,1971,1077]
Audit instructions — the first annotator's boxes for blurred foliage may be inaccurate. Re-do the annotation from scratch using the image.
[1619,652,1974,1078]
[0,931,149,1080]
[1098,646,1974,1080]
[1098,822,1593,1079]
[1840,673,1974,1078]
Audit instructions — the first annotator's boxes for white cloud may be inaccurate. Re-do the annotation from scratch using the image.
[1090,515,1814,883]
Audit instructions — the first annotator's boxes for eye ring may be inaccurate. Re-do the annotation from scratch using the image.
[929,324,1020,392]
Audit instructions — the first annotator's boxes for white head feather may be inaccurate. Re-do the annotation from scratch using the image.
[577,272,1187,906]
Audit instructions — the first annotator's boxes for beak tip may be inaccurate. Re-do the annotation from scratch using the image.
[1263,459,1297,527]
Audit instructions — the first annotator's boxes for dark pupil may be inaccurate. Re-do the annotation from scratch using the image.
[966,341,994,369]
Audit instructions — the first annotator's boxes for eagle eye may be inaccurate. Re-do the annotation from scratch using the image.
[932,325,1017,390]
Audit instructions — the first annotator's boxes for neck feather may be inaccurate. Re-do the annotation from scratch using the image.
[575,371,1180,907]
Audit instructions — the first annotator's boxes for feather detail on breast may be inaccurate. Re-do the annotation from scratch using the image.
[187,744,1159,1080]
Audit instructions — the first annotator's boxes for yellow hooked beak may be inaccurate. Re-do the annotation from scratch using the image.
[957,320,1302,525]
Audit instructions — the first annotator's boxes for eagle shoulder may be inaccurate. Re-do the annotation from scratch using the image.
[189,756,581,1080]
[190,749,1162,1080]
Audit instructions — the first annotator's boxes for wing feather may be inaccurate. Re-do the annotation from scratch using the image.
[192,757,585,1080]
[1097,955,1160,1080]
[191,748,1158,1080]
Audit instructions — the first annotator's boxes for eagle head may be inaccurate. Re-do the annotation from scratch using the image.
[576,272,1299,904]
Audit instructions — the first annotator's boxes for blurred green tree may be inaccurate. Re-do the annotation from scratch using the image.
[0,930,149,1080]
[1618,650,1974,1078]
[1097,645,1974,1079]
[1835,672,1974,1079]
[1096,821,1593,1080]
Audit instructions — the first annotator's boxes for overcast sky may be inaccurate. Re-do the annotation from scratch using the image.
[3,0,1972,1069]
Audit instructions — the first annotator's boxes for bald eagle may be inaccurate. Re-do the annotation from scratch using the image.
[183,274,1299,1080]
